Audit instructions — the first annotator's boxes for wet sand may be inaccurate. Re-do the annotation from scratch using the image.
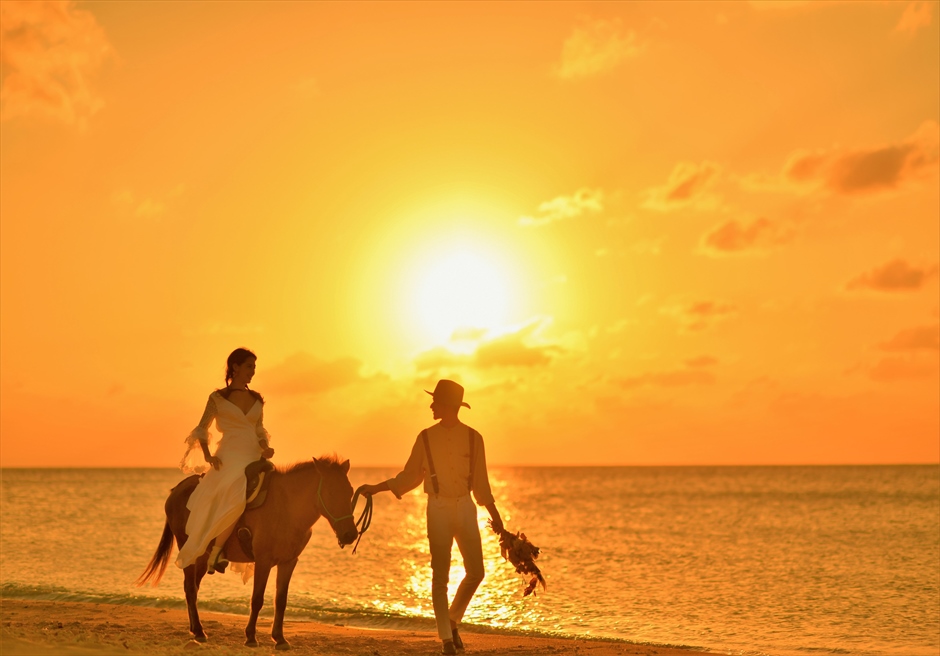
[1,599,703,656]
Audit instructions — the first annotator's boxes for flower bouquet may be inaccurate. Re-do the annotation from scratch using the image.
[489,520,546,597]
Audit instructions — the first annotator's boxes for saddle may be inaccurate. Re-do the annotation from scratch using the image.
[174,458,274,510]
[244,457,274,510]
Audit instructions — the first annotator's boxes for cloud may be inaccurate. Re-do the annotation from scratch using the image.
[475,328,562,368]
[414,346,464,372]
[643,161,721,212]
[618,368,715,390]
[661,300,736,332]
[294,76,319,99]
[782,122,939,195]
[1,0,114,126]
[182,322,264,337]
[879,325,940,352]
[869,354,939,382]
[699,216,794,256]
[685,355,719,368]
[414,322,562,371]
[264,352,365,396]
[894,1,933,36]
[748,1,813,9]
[631,237,665,256]
[557,17,640,79]
[111,185,184,220]
[519,188,603,227]
[846,259,939,292]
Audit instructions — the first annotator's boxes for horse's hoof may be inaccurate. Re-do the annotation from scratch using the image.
[274,642,292,651]
[193,634,207,643]
[244,640,259,648]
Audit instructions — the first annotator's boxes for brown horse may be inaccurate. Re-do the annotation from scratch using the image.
[137,456,360,650]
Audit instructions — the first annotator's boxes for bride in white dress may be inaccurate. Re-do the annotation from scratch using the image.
[176,348,274,574]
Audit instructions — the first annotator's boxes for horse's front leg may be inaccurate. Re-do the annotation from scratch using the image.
[245,562,272,648]
[183,564,206,642]
[272,557,298,650]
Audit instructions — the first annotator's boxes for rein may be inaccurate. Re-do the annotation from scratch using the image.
[349,486,373,555]
[316,476,373,555]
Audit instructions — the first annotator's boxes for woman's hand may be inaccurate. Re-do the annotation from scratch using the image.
[261,447,275,459]
[207,455,222,470]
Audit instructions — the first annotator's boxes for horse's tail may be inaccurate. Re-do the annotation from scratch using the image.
[135,521,174,587]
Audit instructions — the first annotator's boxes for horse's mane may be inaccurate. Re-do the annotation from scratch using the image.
[277,454,345,474]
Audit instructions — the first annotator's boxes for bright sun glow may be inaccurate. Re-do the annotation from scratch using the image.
[412,250,511,344]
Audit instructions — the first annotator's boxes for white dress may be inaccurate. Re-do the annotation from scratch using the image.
[175,390,270,570]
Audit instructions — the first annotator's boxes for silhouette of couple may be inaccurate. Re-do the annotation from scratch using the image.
[178,348,502,655]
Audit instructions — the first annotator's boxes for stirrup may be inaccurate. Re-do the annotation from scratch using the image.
[206,547,227,575]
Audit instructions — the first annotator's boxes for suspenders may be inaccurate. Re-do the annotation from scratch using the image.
[421,427,478,496]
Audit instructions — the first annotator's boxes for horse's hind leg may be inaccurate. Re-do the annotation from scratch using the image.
[245,562,271,648]
[272,557,298,650]
[183,564,207,642]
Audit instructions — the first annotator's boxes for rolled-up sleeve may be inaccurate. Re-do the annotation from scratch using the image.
[471,432,495,507]
[385,435,426,499]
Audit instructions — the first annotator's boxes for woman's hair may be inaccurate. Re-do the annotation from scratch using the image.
[221,347,263,403]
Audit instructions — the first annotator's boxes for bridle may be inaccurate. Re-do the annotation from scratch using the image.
[316,474,373,555]
[317,475,354,522]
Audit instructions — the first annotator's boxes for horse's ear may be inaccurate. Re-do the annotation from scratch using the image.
[340,459,350,474]
[312,457,321,470]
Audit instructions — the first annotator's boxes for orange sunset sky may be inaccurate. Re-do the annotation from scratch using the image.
[1,1,938,468]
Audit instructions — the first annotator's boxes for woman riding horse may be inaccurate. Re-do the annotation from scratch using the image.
[176,348,274,576]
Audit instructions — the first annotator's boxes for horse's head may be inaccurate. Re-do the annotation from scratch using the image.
[312,456,359,548]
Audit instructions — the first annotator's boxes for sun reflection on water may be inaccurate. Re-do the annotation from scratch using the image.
[365,473,549,632]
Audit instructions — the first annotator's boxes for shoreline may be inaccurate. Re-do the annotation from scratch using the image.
[1,599,706,656]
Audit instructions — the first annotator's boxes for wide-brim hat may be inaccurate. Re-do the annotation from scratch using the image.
[425,379,471,409]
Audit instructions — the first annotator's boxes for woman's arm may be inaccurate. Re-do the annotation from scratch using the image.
[256,405,275,459]
[181,393,221,472]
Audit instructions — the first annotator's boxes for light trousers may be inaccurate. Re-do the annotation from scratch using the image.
[426,495,485,641]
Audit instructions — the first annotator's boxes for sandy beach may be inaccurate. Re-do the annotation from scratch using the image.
[0,600,702,656]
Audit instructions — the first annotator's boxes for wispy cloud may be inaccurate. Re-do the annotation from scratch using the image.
[519,188,603,227]
[1,0,114,126]
[643,161,721,212]
[894,1,933,37]
[747,1,813,10]
[699,216,794,257]
[414,321,562,371]
[475,325,563,368]
[846,259,939,293]
[661,300,737,333]
[265,352,366,396]
[685,355,719,368]
[869,354,938,382]
[111,185,185,220]
[618,368,715,390]
[782,122,939,196]
[878,325,939,352]
[557,17,640,79]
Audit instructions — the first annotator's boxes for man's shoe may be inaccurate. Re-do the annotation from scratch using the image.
[441,639,457,655]
[451,628,465,651]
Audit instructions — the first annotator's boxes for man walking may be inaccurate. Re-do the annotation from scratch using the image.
[360,379,503,655]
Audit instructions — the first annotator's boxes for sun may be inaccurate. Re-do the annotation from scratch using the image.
[411,249,511,344]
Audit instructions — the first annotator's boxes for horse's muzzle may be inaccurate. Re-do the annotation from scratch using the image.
[338,528,359,548]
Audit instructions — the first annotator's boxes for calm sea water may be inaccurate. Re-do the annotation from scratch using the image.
[1,466,937,656]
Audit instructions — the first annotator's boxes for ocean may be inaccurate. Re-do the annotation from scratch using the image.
[1,466,937,656]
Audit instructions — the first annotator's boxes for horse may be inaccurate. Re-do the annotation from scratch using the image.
[136,456,360,650]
